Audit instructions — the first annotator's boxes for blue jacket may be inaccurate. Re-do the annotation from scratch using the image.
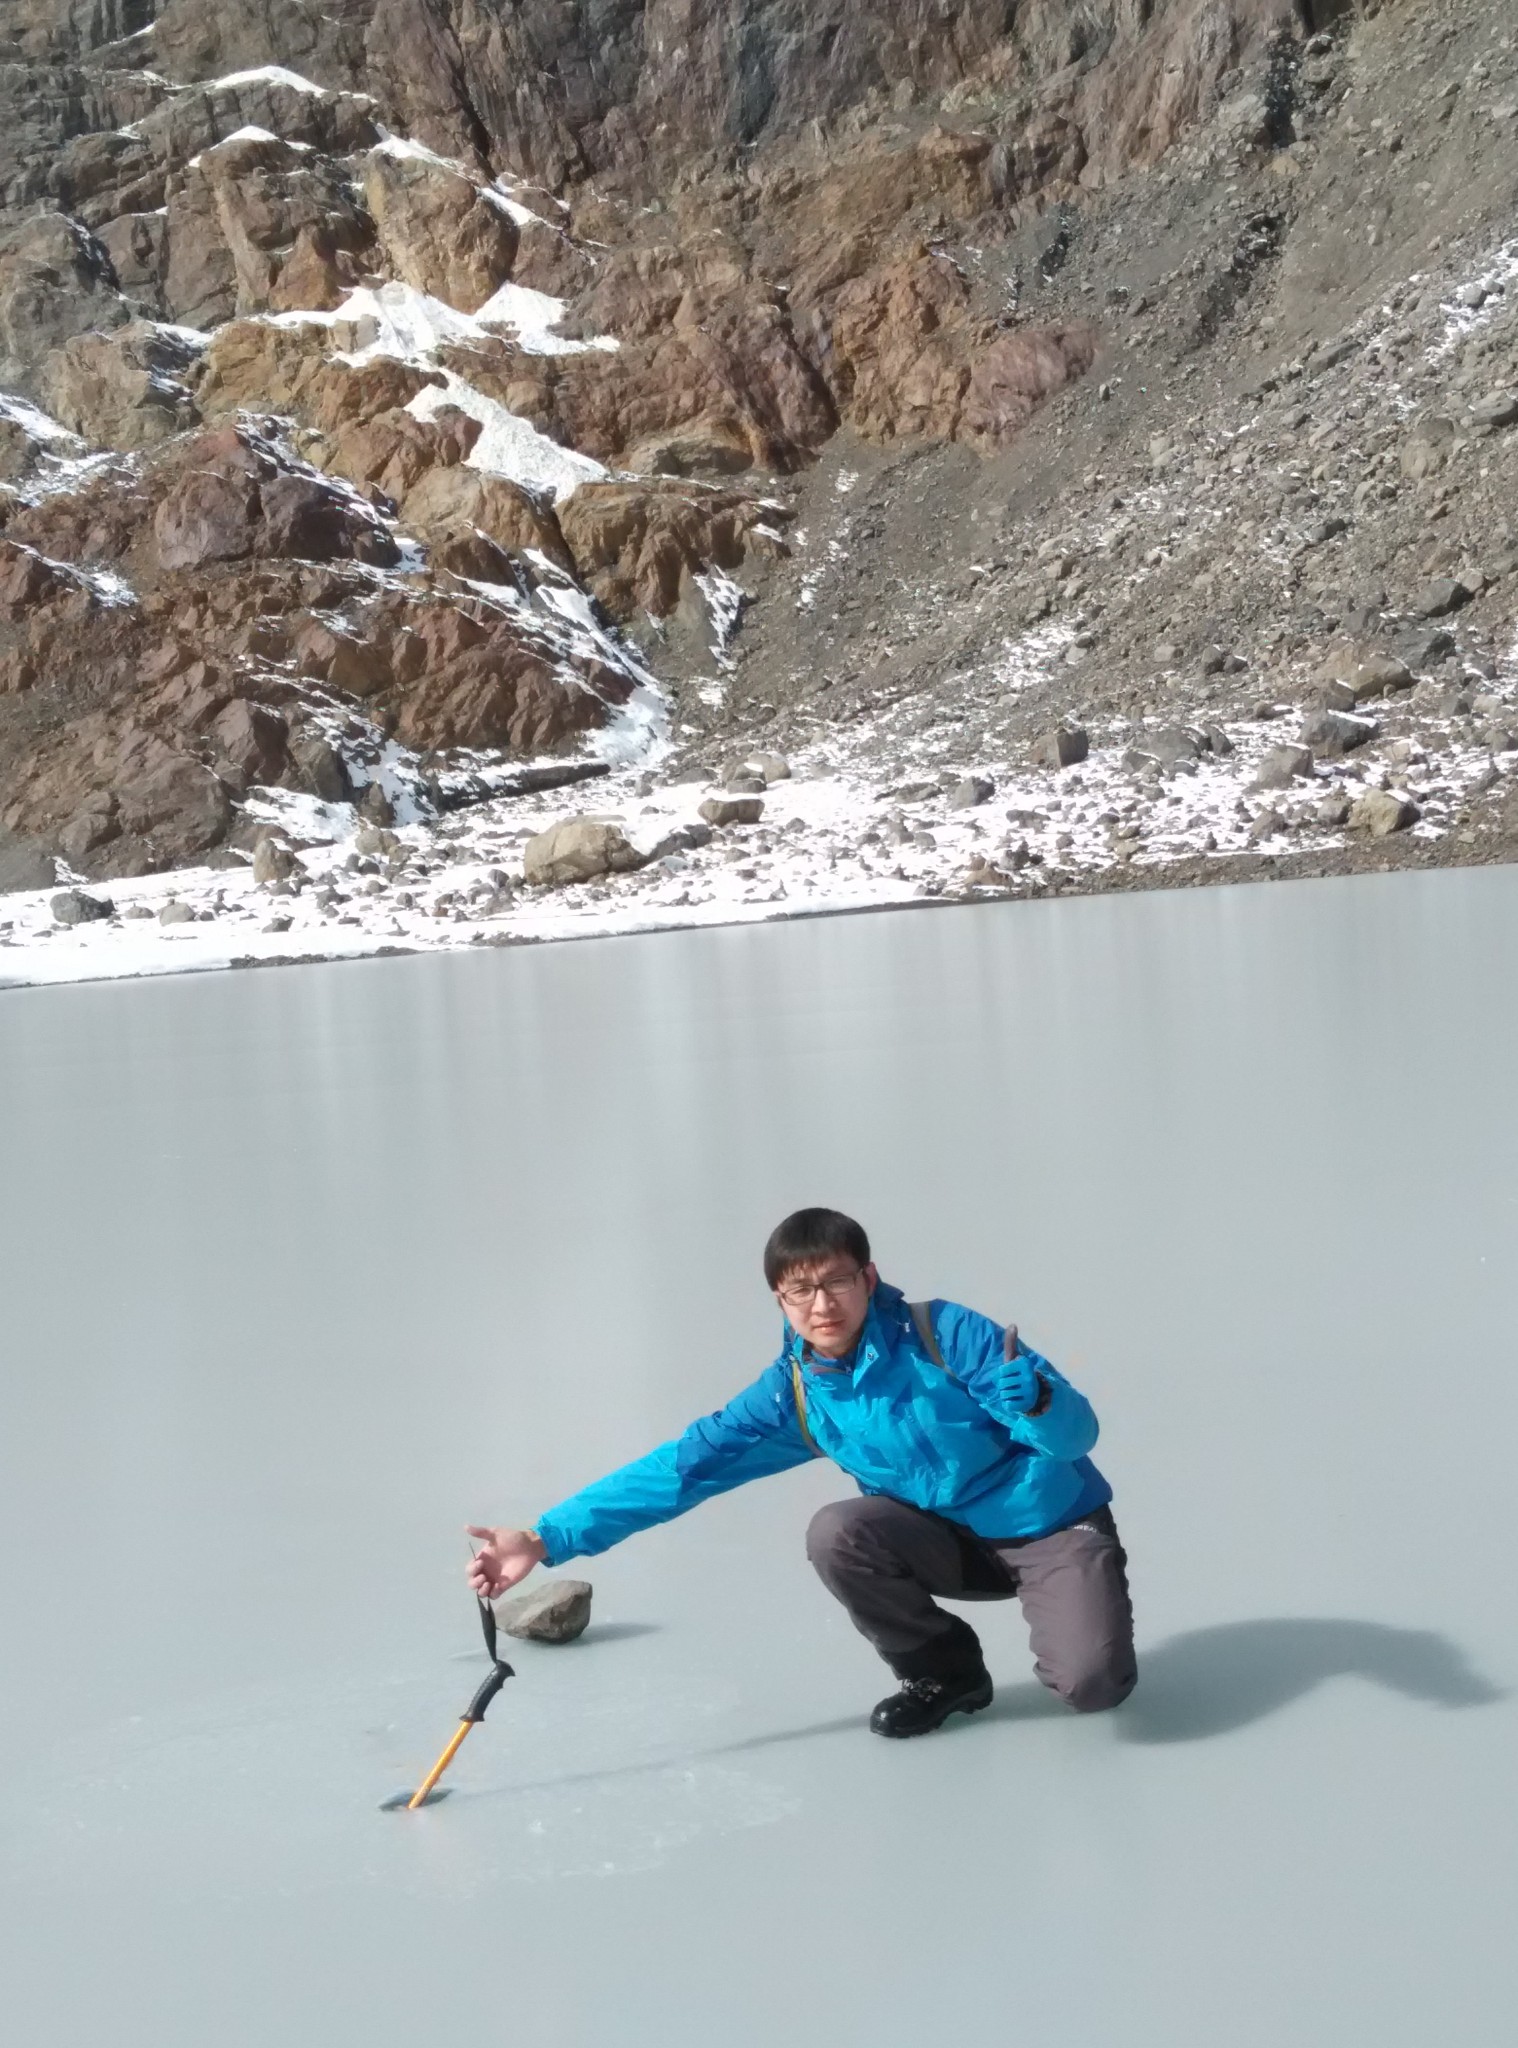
[535,1282,1111,1565]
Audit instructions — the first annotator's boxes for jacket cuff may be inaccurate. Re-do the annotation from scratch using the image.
[534,1518,575,1569]
[1027,1373,1052,1418]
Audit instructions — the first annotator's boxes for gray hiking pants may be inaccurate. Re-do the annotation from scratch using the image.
[807,1493,1137,1710]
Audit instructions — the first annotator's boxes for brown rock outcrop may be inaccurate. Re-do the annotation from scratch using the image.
[827,252,978,445]
[312,403,482,501]
[149,427,401,573]
[0,541,71,624]
[163,131,377,330]
[960,323,1101,452]
[4,713,233,875]
[207,697,290,793]
[40,321,202,451]
[556,478,789,621]
[400,466,572,572]
[0,211,128,397]
[362,146,517,314]
[0,417,46,485]
[444,305,836,475]
[195,318,443,430]
[341,588,637,753]
[823,252,1099,448]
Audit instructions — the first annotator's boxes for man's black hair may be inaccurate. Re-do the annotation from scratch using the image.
[763,1208,871,1289]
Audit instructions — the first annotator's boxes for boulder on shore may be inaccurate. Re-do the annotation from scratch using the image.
[523,816,645,886]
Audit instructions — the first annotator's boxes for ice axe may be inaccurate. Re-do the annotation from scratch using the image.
[384,1572,514,1812]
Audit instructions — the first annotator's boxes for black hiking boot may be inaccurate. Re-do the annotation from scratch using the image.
[869,1669,994,1738]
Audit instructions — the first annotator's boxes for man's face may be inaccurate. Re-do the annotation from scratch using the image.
[774,1257,878,1358]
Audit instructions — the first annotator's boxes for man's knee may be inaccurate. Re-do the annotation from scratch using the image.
[1057,1660,1137,1713]
[806,1496,883,1568]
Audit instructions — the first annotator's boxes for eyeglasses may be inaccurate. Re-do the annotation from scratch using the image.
[776,1269,864,1309]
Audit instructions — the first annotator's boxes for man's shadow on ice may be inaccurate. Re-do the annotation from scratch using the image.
[987,1617,1504,1744]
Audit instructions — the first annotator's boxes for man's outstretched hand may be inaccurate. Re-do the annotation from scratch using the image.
[466,1525,546,1599]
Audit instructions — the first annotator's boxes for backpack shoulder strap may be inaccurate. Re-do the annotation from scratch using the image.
[909,1300,954,1378]
[790,1357,821,1457]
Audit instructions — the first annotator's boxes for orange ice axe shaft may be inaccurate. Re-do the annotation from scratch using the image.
[407,1718,476,1809]
[400,1594,514,1811]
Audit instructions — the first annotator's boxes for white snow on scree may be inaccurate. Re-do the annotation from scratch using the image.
[265,279,615,501]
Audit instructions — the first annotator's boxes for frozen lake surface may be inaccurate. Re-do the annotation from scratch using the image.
[2,867,1515,2046]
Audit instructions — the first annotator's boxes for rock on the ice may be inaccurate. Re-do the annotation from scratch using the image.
[50,889,113,924]
[523,817,646,886]
[1033,724,1089,769]
[1350,789,1419,837]
[699,794,765,827]
[1253,745,1315,789]
[1301,709,1378,757]
[495,1579,593,1643]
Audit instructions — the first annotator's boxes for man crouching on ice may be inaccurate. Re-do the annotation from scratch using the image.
[468,1207,1136,1737]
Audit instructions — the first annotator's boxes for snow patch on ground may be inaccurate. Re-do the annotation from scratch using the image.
[474,280,618,356]
[210,66,331,97]
[488,190,547,228]
[693,568,747,664]
[1428,236,1518,360]
[371,133,470,174]
[0,392,83,447]
[406,375,607,502]
[316,276,616,363]
[266,280,615,500]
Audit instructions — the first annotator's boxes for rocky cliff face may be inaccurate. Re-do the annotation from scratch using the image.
[0,0,1515,955]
